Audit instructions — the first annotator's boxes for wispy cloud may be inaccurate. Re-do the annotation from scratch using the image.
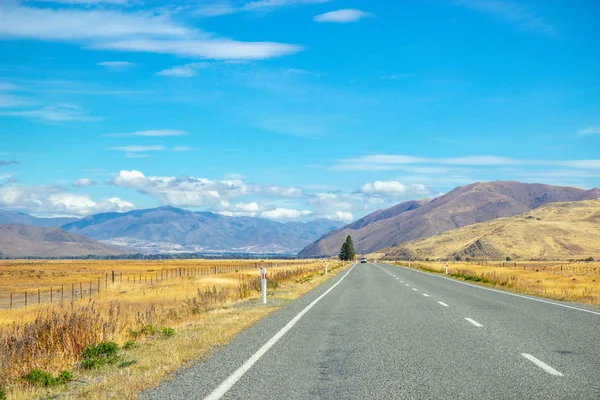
[454,0,556,35]
[156,62,210,78]
[73,178,98,187]
[0,160,20,167]
[104,129,189,137]
[579,125,600,135]
[93,39,303,60]
[97,61,136,70]
[243,0,331,11]
[194,0,331,17]
[0,104,95,122]
[108,145,166,152]
[0,4,303,60]
[33,0,131,4]
[313,9,373,23]
[172,146,197,152]
[333,155,600,171]
[381,74,411,80]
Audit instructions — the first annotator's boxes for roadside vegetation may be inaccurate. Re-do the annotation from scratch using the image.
[387,260,599,306]
[0,259,345,399]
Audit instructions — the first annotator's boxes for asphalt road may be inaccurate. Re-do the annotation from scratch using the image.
[141,263,600,399]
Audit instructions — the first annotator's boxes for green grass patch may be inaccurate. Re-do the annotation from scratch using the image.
[22,369,73,387]
[162,327,176,338]
[123,340,140,350]
[80,342,121,370]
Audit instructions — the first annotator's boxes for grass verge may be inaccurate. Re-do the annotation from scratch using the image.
[1,261,346,399]
[388,261,599,306]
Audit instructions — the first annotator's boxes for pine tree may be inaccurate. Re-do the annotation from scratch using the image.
[339,241,349,261]
[345,235,355,261]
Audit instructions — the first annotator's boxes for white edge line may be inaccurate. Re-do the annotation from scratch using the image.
[204,263,357,400]
[386,264,600,316]
[465,317,483,327]
[437,301,449,307]
[521,353,563,376]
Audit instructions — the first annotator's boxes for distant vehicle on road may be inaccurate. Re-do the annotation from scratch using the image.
[360,257,367,263]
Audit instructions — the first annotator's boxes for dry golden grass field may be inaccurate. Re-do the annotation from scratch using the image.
[382,199,600,261]
[386,260,600,307]
[0,258,345,399]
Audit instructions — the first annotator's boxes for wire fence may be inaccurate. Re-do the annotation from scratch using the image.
[0,260,317,310]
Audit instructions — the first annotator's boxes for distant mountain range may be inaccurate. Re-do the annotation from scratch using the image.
[0,209,78,227]
[298,181,600,257]
[60,206,344,254]
[381,198,600,260]
[0,224,123,258]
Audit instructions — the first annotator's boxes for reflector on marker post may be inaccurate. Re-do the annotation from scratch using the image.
[260,266,267,304]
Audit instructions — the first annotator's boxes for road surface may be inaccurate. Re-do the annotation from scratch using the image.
[142,263,600,399]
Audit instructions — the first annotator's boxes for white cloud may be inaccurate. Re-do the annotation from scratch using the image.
[195,0,331,17]
[579,125,600,135]
[0,4,302,60]
[157,63,210,78]
[260,207,311,220]
[334,155,600,171]
[93,39,303,60]
[359,181,408,196]
[108,145,165,152]
[313,9,373,23]
[111,170,304,208]
[97,61,136,70]
[0,104,95,122]
[243,0,331,10]
[0,5,190,40]
[327,211,353,221]
[73,178,97,187]
[33,0,130,4]
[105,129,188,137]
[0,183,134,216]
[454,0,555,35]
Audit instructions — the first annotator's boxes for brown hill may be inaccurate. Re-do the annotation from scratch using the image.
[0,225,123,258]
[298,181,600,257]
[381,199,600,260]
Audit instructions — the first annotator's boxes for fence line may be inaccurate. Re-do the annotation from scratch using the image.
[0,260,318,310]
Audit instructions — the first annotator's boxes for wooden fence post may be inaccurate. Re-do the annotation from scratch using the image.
[38,289,40,304]
[25,291,27,308]
[50,287,53,303]
[61,285,64,302]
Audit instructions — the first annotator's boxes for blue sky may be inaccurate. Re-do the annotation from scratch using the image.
[0,0,599,221]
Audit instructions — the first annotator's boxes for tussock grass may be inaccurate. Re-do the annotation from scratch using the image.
[0,259,343,399]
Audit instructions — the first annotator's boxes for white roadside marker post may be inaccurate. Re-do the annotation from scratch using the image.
[445,262,449,275]
[408,261,411,268]
[260,266,267,304]
[324,261,328,275]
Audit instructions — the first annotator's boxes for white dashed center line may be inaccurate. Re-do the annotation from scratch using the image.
[405,284,410,287]
[437,301,449,307]
[412,288,418,291]
[465,318,483,327]
[422,294,430,297]
[521,353,563,376]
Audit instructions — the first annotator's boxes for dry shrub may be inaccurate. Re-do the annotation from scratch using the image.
[0,301,120,384]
